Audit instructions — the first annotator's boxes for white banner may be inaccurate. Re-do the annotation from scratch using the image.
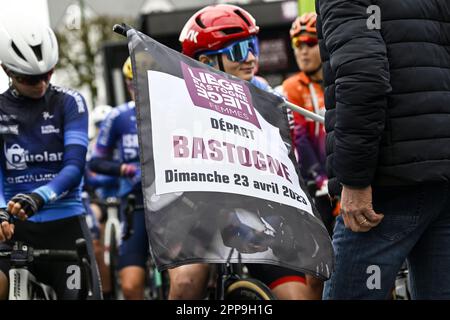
[149,69,313,214]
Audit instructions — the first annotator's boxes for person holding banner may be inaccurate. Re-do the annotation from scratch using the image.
[88,57,149,300]
[171,4,320,300]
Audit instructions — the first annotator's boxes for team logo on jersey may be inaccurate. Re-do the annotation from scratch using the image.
[122,134,139,161]
[42,112,54,120]
[41,125,60,134]
[0,114,18,121]
[4,144,27,170]
[0,125,19,135]
[4,143,63,171]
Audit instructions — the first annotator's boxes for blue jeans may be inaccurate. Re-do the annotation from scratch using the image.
[323,182,450,299]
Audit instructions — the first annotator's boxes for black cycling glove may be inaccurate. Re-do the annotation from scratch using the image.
[0,208,13,223]
[10,193,44,218]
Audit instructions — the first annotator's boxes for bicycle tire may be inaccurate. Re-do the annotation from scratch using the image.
[225,279,276,300]
[109,226,121,299]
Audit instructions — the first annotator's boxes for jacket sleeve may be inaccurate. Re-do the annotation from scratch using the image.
[318,0,391,187]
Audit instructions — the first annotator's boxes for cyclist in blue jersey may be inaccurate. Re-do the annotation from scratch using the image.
[172,4,312,300]
[0,17,101,299]
[88,57,149,300]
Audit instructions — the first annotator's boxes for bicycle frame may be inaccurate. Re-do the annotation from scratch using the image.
[9,268,57,300]
[215,248,241,300]
[103,197,121,266]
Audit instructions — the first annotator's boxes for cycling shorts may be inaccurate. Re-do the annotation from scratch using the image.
[245,264,306,290]
[118,209,150,270]
[0,215,102,300]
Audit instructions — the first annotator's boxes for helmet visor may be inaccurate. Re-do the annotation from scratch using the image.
[204,36,259,63]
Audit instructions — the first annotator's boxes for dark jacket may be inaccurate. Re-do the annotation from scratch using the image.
[317,0,450,196]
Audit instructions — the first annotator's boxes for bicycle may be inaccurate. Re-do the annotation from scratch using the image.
[102,196,122,299]
[212,249,276,300]
[392,262,411,300]
[0,238,94,300]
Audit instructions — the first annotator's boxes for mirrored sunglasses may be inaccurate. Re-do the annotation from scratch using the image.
[204,36,260,63]
[292,35,318,49]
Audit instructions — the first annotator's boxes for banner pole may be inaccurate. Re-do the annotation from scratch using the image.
[113,23,132,37]
[281,100,324,124]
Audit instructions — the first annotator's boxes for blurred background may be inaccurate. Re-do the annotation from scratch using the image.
[0,0,315,111]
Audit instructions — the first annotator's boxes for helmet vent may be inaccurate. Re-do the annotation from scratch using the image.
[195,16,206,29]
[31,44,43,61]
[221,27,244,35]
[11,41,26,61]
[234,10,251,27]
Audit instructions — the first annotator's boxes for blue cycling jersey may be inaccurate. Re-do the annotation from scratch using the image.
[91,101,142,203]
[0,86,89,222]
[85,140,120,200]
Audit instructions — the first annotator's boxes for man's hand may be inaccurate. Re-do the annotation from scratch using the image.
[7,193,44,221]
[340,185,384,232]
[0,209,14,242]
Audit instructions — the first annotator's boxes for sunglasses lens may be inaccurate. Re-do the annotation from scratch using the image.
[225,37,259,62]
[305,38,318,47]
[14,70,53,85]
[292,36,318,48]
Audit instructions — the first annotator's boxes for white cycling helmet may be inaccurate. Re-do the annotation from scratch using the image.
[91,105,113,126]
[0,14,58,75]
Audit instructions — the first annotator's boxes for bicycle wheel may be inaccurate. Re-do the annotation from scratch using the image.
[225,279,276,300]
[108,225,121,299]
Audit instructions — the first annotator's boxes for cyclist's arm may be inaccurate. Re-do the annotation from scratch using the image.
[33,93,89,203]
[85,169,119,188]
[88,157,122,176]
[88,108,124,177]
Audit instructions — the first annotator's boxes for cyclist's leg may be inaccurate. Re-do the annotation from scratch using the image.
[0,242,10,300]
[304,275,324,299]
[89,202,112,297]
[119,266,146,299]
[0,271,8,300]
[118,209,148,300]
[407,183,450,299]
[246,264,315,300]
[167,263,210,299]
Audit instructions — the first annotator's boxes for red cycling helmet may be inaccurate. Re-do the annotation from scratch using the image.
[290,12,317,39]
[179,4,259,59]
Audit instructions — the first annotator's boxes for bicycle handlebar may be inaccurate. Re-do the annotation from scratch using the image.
[0,239,94,299]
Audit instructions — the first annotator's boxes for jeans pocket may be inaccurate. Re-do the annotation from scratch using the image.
[372,185,425,241]
[373,214,419,241]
